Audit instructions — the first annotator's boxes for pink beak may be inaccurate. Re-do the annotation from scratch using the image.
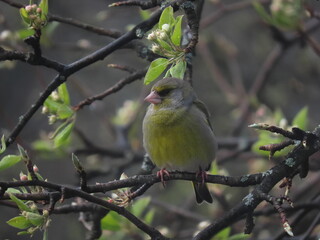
[144,90,162,104]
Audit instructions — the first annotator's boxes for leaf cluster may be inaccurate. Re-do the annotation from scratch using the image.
[144,6,187,85]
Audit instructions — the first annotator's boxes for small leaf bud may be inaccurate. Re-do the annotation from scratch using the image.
[42,210,49,217]
[20,173,28,181]
[33,165,39,173]
[29,14,36,20]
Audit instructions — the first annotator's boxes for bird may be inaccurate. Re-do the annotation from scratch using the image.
[142,77,217,203]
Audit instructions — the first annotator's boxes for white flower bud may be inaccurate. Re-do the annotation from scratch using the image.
[31,4,37,10]
[48,115,57,125]
[147,32,156,40]
[41,106,49,114]
[25,5,32,12]
[51,91,60,101]
[158,31,167,40]
[161,24,170,32]
[151,44,160,53]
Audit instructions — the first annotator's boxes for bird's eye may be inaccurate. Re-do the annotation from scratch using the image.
[157,88,172,97]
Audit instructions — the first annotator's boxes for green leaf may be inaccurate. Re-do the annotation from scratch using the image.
[44,95,74,119]
[0,155,22,171]
[7,216,33,230]
[39,0,48,20]
[159,6,174,29]
[44,97,60,112]
[57,104,74,119]
[18,144,29,160]
[35,172,44,181]
[292,107,308,130]
[164,69,171,78]
[9,193,32,212]
[17,231,31,235]
[53,121,74,147]
[50,120,69,140]
[19,8,31,25]
[171,15,183,46]
[101,211,122,231]
[0,135,6,154]
[144,58,169,85]
[44,98,74,119]
[17,28,35,39]
[6,188,21,194]
[157,39,172,51]
[131,197,151,217]
[25,212,45,226]
[57,83,70,105]
[169,60,186,79]
[72,153,83,172]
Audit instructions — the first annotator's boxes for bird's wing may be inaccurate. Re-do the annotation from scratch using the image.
[193,99,214,131]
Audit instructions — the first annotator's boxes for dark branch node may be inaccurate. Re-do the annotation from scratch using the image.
[24,32,42,58]
[48,192,60,214]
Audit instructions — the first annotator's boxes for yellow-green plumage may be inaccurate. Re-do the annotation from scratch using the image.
[143,78,217,203]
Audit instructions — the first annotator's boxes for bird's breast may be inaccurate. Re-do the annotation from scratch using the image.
[143,107,216,171]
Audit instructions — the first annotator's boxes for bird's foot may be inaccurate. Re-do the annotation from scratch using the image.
[157,168,170,187]
[196,169,208,185]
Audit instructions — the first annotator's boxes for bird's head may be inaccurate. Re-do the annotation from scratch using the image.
[144,78,195,108]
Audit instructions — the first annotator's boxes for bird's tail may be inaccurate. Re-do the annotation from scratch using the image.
[192,181,213,204]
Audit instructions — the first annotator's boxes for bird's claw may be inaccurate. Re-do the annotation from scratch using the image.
[157,168,170,187]
[196,169,208,185]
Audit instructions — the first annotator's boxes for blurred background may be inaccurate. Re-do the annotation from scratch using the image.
[1,0,320,239]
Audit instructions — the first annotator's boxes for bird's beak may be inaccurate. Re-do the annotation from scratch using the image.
[144,90,161,104]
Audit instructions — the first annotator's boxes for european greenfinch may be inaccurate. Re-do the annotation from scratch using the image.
[143,78,217,203]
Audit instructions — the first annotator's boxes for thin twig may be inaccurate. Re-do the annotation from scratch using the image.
[73,68,147,111]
